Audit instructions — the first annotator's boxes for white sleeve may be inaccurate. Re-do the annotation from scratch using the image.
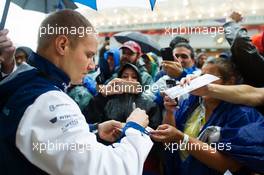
[16,91,153,175]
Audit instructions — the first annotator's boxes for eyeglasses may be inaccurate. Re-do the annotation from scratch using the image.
[174,54,190,59]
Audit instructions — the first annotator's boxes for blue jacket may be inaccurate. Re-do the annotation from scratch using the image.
[164,95,264,175]
[0,52,69,174]
[96,48,120,84]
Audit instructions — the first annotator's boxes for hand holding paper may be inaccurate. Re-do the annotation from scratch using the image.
[164,74,220,99]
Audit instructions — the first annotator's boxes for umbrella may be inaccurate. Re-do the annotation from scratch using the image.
[11,0,78,13]
[0,0,78,29]
[113,31,161,55]
[73,0,157,11]
[0,0,11,29]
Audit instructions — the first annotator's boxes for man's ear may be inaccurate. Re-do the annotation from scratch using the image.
[55,35,69,56]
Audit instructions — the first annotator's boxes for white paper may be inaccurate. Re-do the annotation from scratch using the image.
[164,74,219,99]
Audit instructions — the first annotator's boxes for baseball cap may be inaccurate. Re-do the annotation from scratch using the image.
[120,41,142,54]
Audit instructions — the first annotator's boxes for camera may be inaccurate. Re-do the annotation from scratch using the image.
[166,79,176,88]
[160,47,174,61]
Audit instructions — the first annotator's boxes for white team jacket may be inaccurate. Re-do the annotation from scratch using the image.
[16,90,153,175]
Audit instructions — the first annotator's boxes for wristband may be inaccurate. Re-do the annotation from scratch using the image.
[122,121,149,136]
[89,123,99,134]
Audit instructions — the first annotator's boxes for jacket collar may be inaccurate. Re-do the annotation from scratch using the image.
[28,52,70,91]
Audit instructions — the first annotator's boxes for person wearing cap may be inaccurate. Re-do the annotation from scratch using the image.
[119,40,141,64]
[119,40,153,89]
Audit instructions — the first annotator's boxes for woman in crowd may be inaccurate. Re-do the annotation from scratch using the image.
[151,57,264,175]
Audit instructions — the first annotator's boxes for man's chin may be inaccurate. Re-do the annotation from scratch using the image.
[70,78,83,85]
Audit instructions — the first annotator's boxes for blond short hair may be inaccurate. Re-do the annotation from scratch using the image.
[37,10,95,50]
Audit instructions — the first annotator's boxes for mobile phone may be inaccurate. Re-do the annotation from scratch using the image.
[160,47,174,61]
[166,79,176,88]
[165,79,179,105]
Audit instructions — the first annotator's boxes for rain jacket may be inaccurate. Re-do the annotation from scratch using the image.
[68,74,98,111]
[224,21,264,87]
[96,48,120,85]
[84,93,162,130]
[84,63,162,129]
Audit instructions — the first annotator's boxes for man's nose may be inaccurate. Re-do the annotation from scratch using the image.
[87,61,95,71]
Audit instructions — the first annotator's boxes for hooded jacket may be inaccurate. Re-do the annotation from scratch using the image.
[84,63,162,129]
[96,48,120,85]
